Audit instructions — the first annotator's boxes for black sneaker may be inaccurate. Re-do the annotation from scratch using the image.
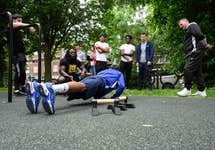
[14,90,26,96]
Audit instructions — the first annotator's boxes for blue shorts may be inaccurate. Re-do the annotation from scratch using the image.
[67,76,105,100]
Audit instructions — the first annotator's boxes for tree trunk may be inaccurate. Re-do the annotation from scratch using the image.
[44,49,52,82]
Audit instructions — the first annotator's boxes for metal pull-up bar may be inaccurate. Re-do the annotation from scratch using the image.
[0,12,42,103]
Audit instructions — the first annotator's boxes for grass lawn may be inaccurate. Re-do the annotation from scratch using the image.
[1,87,215,98]
[122,88,215,98]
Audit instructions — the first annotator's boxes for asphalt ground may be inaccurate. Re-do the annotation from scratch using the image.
[0,92,215,150]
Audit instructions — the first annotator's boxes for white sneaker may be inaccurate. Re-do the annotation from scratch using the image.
[177,88,191,97]
[192,90,207,97]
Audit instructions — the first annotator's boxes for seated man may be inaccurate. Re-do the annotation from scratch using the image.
[25,69,125,114]
[57,48,86,83]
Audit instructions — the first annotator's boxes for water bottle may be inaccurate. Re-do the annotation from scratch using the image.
[136,66,139,73]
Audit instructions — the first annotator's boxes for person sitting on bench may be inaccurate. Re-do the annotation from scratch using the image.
[25,68,125,114]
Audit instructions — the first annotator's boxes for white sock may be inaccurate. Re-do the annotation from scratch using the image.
[52,83,69,94]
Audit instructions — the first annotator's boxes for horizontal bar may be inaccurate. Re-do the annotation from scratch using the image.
[95,99,118,104]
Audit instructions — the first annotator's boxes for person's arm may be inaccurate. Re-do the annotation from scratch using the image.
[147,43,154,65]
[59,65,73,81]
[123,46,135,56]
[120,48,129,61]
[79,64,92,79]
[95,44,110,53]
[136,45,140,67]
[13,22,36,32]
[111,73,125,98]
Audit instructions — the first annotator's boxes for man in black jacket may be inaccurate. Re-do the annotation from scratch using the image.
[12,14,35,95]
[177,18,212,97]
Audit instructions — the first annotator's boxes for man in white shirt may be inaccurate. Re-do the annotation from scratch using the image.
[94,34,110,73]
[119,35,135,88]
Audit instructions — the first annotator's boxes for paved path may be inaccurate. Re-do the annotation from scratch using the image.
[0,92,215,149]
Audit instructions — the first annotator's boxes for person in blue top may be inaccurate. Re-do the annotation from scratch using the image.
[136,32,154,90]
[25,69,125,114]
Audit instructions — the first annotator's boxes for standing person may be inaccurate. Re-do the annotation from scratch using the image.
[95,33,110,73]
[11,14,35,95]
[177,18,212,97]
[119,35,135,88]
[86,45,96,75]
[136,32,154,90]
[25,69,125,114]
[75,43,86,66]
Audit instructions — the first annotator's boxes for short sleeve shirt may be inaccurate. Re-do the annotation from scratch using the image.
[119,44,135,62]
[95,41,110,62]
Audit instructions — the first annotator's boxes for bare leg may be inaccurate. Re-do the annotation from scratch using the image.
[67,81,86,93]
[52,81,86,94]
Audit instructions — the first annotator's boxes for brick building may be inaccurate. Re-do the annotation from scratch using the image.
[26,49,65,81]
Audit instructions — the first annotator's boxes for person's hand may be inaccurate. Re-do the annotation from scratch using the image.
[68,75,73,81]
[29,27,36,33]
[207,44,213,49]
[85,72,92,76]
[147,61,152,66]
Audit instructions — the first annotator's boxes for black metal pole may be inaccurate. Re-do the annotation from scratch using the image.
[37,23,42,83]
[0,12,13,103]
[7,12,13,103]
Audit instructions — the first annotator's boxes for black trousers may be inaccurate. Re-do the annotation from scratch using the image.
[184,51,205,91]
[137,62,152,89]
[119,61,132,88]
[14,60,26,91]
[95,61,107,74]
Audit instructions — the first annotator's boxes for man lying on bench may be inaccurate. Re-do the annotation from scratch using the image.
[25,68,125,114]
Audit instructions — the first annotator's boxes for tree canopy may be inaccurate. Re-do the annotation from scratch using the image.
[0,0,214,86]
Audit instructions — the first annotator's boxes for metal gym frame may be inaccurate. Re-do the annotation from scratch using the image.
[0,12,42,103]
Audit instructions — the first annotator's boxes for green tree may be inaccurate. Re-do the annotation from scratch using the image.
[27,0,102,81]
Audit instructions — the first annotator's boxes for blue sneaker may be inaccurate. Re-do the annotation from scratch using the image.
[25,81,40,113]
[38,83,55,114]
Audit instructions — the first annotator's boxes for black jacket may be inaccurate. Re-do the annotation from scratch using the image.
[183,22,206,54]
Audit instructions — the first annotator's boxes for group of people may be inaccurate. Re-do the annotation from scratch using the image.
[11,13,212,115]
[57,32,155,91]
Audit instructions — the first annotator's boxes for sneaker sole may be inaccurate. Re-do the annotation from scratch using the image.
[26,97,37,113]
[38,85,55,114]
[42,99,54,114]
[25,83,37,113]
[25,82,31,95]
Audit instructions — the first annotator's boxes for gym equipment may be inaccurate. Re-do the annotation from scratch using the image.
[91,96,135,116]
[0,12,42,103]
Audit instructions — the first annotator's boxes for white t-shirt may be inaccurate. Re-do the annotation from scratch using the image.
[95,41,110,62]
[119,43,135,62]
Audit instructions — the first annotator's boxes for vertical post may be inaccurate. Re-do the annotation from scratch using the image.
[35,23,42,82]
[7,12,13,103]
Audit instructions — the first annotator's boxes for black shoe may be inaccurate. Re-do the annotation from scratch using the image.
[21,86,26,93]
[14,90,26,96]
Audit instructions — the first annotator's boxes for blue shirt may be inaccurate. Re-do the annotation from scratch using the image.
[97,69,125,98]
